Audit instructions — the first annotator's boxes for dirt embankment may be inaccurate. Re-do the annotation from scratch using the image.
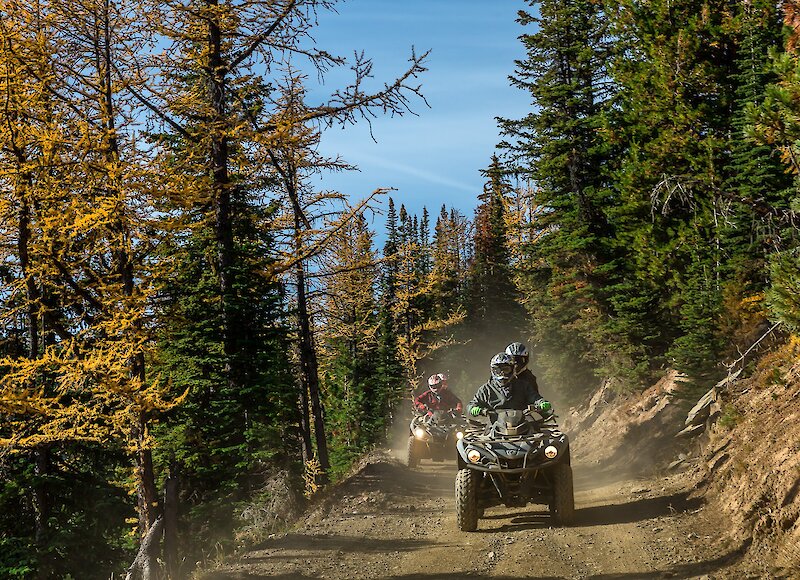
[693,346,800,576]
[562,370,688,475]
[561,361,800,578]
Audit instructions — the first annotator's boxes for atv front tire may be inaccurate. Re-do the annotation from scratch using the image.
[406,435,419,468]
[455,468,479,531]
[550,462,575,526]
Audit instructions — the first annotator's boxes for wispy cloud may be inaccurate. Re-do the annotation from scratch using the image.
[352,152,478,194]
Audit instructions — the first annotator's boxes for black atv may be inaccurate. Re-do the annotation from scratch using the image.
[406,410,466,468]
[454,406,574,531]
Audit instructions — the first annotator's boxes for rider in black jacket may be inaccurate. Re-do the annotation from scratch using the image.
[505,341,542,398]
[467,345,552,417]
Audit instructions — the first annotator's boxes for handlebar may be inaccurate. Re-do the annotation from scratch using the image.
[475,406,558,424]
[414,409,462,417]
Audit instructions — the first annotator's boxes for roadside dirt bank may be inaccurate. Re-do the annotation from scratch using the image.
[199,451,759,580]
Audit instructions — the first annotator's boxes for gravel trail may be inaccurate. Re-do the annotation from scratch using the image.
[202,453,745,580]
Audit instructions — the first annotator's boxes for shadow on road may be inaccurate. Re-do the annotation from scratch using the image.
[477,509,552,533]
[580,546,748,579]
[249,533,435,554]
[471,489,704,533]
[575,491,703,526]
[344,461,456,498]
[581,538,750,580]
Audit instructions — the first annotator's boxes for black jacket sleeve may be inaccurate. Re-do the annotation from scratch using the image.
[521,370,543,405]
[467,382,492,415]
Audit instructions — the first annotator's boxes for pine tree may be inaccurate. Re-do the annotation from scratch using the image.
[466,156,522,330]
[136,0,428,501]
[375,197,405,415]
[716,0,793,354]
[430,205,464,318]
[767,251,800,332]
[498,0,614,393]
[606,0,746,380]
[378,202,465,393]
[316,214,384,474]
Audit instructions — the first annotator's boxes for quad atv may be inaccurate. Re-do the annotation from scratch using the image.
[454,406,574,531]
[406,410,466,468]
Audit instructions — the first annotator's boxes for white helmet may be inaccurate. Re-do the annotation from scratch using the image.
[428,374,443,392]
[505,342,529,373]
[490,353,515,386]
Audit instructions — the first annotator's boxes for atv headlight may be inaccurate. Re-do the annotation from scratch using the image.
[414,427,426,439]
[544,445,558,459]
[456,431,464,440]
[467,449,481,463]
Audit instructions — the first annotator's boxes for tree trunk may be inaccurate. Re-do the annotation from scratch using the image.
[95,2,161,541]
[32,447,53,580]
[18,182,39,359]
[163,467,179,579]
[297,368,314,465]
[207,0,237,390]
[294,260,330,478]
[17,171,53,560]
[125,516,164,580]
[32,447,49,546]
[135,414,160,534]
[287,174,329,477]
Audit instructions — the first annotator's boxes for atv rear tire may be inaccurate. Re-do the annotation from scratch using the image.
[406,435,419,468]
[455,468,479,531]
[550,462,575,526]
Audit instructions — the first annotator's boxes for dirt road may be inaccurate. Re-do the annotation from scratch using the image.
[203,452,747,579]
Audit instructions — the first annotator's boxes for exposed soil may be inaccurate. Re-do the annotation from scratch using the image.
[200,451,753,580]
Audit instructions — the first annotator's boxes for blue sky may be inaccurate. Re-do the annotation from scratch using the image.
[308,0,532,229]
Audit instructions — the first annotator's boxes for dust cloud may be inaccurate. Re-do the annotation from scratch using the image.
[415,332,574,416]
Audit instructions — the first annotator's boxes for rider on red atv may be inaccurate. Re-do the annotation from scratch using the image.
[414,373,463,416]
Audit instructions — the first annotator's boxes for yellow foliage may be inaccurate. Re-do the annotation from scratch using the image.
[303,456,323,499]
[749,337,800,389]
[0,0,185,471]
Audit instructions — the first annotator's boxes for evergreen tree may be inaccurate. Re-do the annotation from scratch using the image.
[746,7,800,338]
[466,156,521,329]
[716,0,793,355]
[379,201,465,393]
[151,199,296,549]
[607,0,745,381]
[375,197,405,416]
[498,0,613,394]
[767,250,800,332]
[419,207,432,276]
[317,214,384,475]
[430,205,465,318]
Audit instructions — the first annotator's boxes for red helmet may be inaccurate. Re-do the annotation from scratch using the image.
[428,374,443,392]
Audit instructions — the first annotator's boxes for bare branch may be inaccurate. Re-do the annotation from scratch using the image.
[113,67,195,142]
[227,0,299,73]
[302,49,431,130]
[269,189,390,277]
